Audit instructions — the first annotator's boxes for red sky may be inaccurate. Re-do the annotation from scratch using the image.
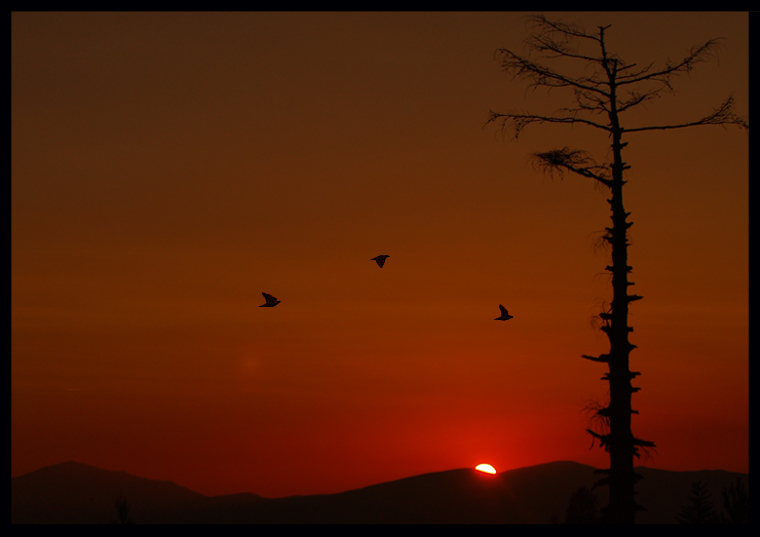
[12,12,748,498]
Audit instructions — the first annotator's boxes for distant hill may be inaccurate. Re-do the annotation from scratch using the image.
[11,461,206,523]
[11,460,748,523]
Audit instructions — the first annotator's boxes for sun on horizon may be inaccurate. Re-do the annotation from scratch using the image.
[475,464,497,475]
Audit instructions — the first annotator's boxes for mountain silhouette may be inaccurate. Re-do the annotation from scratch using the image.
[11,460,748,523]
[11,461,209,523]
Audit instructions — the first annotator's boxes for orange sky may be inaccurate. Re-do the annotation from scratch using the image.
[12,12,748,498]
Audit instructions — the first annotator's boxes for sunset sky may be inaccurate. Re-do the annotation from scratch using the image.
[12,12,748,498]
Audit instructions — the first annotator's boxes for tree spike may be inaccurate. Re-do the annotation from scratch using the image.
[633,437,656,448]
[587,429,610,452]
[582,354,609,363]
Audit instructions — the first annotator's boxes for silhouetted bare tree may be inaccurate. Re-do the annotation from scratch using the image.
[488,15,748,524]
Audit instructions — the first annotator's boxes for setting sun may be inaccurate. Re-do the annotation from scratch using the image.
[475,464,497,475]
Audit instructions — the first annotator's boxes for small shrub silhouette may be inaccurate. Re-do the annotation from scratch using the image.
[720,477,748,524]
[564,486,599,524]
[677,481,719,524]
[111,490,135,524]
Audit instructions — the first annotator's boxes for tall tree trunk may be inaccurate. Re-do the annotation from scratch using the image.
[604,144,637,523]
[597,57,641,523]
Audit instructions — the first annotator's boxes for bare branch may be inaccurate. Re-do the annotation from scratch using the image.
[616,89,662,113]
[624,95,749,133]
[495,48,610,98]
[615,61,655,81]
[582,354,610,363]
[525,14,602,45]
[562,88,610,115]
[616,38,724,88]
[525,32,603,64]
[587,428,610,451]
[531,147,612,187]
[486,110,611,140]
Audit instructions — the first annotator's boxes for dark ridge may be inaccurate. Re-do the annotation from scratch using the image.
[12,460,748,524]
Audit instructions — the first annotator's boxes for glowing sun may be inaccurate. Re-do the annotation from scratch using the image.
[475,463,497,474]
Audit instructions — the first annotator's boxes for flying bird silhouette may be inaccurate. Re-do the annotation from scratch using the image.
[371,255,390,268]
[495,305,513,321]
[260,292,281,307]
